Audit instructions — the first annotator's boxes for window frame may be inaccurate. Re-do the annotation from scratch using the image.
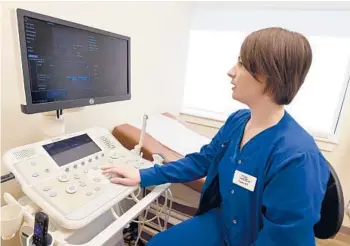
[181,34,350,146]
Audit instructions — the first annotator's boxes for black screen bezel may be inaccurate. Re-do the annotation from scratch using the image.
[42,133,102,167]
[16,8,131,114]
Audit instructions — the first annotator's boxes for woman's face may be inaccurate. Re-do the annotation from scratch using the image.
[227,57,266,106]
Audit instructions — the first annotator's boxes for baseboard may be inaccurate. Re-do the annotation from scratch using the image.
[340,226,350,235]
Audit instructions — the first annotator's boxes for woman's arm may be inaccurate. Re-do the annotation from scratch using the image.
[139,110,244,188]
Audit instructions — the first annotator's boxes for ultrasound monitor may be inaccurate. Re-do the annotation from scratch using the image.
[16,9,131,114]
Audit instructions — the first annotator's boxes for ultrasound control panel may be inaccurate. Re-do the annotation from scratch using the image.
[3,127,154,230]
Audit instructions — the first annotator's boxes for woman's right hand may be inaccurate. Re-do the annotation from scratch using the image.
[101,165,141,186]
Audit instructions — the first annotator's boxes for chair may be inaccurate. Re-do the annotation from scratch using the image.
[314,161,344,239]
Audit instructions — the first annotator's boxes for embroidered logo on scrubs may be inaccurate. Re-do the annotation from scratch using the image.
[233,170,257,192]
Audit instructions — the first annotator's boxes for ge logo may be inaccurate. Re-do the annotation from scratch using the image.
[89,98,95,104]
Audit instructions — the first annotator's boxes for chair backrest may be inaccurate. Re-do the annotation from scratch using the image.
[314,161,344,239]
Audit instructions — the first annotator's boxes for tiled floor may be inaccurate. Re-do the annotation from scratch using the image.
[317,232,350,245]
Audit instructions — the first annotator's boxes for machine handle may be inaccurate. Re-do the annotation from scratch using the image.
[3,193,35,228]
[53,183,171,246]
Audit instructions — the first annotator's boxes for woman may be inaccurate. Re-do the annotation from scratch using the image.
[102,27,330,246]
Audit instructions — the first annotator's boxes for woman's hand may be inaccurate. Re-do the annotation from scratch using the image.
[101,165,141,186]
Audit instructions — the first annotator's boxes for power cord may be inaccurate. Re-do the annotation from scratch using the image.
[125,187,142,200]
[111,187,173,245]
[123,223,145,246]
[113,188,170,225]
[132,189,173,244]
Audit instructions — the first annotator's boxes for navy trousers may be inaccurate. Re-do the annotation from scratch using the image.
[147,208,225,246]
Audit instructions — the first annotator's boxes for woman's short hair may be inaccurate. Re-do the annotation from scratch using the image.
[240,27,312,105]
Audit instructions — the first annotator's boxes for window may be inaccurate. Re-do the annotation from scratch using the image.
[182,6,350,140]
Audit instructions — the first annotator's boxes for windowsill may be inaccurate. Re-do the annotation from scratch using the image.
[180,112,338,153]
[313,136,339,152]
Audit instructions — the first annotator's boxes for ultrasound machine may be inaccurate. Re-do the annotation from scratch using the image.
[2,8,172,246]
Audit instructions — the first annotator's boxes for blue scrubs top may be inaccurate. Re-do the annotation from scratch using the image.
[140,109,330,246]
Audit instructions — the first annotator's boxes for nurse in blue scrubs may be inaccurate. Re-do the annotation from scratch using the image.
[102,27,330,246]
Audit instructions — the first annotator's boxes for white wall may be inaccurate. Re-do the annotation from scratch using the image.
[1,1,190,244]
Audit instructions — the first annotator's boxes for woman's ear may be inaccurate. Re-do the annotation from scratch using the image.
[255,74,267,84]
[255,74,271,96]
